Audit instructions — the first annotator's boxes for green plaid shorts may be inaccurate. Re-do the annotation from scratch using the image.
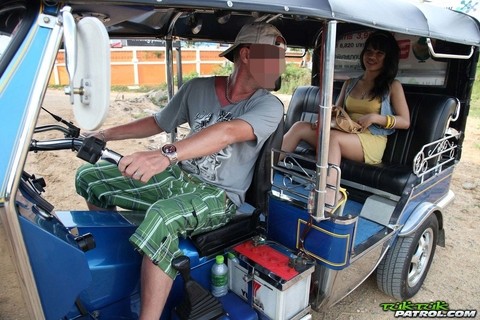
[76,161,236,279]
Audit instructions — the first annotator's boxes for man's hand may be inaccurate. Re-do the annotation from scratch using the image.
[81,130,106,141]
[118,151,170,183]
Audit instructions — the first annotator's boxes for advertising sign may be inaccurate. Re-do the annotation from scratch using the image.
[334,30,448,86]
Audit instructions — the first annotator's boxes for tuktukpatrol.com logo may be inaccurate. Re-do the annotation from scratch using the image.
[380,301,477,318]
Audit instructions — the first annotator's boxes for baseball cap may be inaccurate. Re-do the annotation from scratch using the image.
[219,22,286,61]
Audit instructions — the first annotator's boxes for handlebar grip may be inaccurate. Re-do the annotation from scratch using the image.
[101,149,123,165]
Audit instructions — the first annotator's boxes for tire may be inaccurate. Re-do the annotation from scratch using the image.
[376,214,439,299]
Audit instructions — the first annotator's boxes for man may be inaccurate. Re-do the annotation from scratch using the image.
[75,22,286,319]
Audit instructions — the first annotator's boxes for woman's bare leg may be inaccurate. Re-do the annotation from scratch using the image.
[282,121,317,154]
[326,131,364,208]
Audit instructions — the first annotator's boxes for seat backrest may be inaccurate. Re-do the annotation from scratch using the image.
[284,85,341,133]
[245,117,284,213]
[382,93,457,165]
[284,86,321,132]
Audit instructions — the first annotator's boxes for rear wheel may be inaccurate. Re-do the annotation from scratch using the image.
[377,214,438,299]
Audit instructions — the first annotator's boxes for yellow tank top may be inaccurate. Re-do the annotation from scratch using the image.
[345,95,381,122]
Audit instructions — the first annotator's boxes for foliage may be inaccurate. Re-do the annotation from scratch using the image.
[470,63,480,118]
[176,71,199,86]
[211,62,311,95]
[110,85,156,92]
[213,62,233,76]
[277,63,311,94]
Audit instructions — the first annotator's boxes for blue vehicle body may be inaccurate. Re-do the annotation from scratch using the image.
[1,0,479,319]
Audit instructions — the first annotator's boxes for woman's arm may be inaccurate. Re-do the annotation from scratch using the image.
[389,80,410,129]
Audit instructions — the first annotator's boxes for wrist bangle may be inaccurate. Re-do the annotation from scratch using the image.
[390,116,396,129]
[385,115,396,129]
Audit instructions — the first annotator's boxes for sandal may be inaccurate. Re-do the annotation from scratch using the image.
[326,187,347,216]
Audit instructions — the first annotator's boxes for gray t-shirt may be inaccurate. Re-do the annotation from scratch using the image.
[154,77,283,207]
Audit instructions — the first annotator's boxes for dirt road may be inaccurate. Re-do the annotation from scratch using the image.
[1,90,479,319]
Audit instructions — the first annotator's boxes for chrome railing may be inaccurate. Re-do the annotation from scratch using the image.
[412,130,461,181]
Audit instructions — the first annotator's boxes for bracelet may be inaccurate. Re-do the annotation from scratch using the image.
[99,130,106,141]
[390,115,396,129]
[385,115,396,129]
[385,115,391,129]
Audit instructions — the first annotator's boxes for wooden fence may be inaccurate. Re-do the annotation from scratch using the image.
[49,47,304,87]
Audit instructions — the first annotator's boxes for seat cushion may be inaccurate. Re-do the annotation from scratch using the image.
[340,159,418,196]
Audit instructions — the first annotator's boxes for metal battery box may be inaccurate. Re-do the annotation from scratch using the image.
[228,239,314,320]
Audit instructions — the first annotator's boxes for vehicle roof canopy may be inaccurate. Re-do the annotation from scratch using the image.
[59,0,480,46]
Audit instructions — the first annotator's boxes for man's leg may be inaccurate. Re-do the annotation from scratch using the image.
[131,179,235,318]
[139,255,173,320]
[76,162,174,211]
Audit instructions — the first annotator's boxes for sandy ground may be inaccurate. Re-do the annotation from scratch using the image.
[0,89,479,319]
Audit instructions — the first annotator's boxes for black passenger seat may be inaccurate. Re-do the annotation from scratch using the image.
[284,86,458,196]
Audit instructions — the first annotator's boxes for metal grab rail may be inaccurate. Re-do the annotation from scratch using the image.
[426,38,474,60]
[271,149,342,222]
[412,131,461,180]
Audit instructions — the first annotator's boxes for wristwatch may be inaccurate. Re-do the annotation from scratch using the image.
[161,144,178,166]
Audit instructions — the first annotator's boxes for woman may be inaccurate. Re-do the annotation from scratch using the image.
[281,30,410,210]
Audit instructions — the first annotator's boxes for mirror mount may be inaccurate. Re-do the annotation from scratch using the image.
[60,6,77,105]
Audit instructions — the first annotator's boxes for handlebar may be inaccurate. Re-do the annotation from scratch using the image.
[32,109,123,165]
[30,136,123,165]
[34,124,80,138]
[30,138,84,151]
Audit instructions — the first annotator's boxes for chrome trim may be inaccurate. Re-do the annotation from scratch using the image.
[271,150,345,219]
[436,189,455,209]
[312,237,391,310]
[165,11,183,101]
[351,230,393,262]
[399,202,437,237]
[165,12,183,143]
[450,98,461,122]
[412,132,460,180]
[315,20,337,221]
[427,38,474,60]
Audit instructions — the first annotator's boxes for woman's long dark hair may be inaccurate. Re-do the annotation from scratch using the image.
[360,30,400,100]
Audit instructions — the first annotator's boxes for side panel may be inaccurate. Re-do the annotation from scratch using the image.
[267,196,357,269]
[19,216,92,320]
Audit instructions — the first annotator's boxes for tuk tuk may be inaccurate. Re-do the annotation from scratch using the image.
[1,0,479,319]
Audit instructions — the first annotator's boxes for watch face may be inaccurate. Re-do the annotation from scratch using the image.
[162,144,177,154]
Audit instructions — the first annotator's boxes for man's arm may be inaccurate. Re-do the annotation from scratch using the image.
[175,119,255,160]
[118,119,255,183]
[99,116,164,141]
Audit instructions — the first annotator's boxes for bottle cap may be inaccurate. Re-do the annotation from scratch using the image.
[216,255,224,264]
[227,252,235,259]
